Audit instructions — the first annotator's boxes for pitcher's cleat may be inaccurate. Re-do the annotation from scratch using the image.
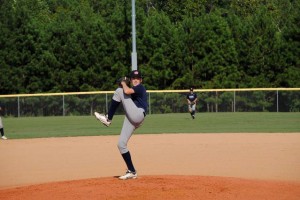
[94,112,111,127]
[1,136,7,140]
[119,170,137,180]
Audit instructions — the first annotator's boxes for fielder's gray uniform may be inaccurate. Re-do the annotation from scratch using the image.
[187,88,197,119]
[0,117,3,129]
[0,104,6,139]
[188,103,196,113]
[0,105,3,129]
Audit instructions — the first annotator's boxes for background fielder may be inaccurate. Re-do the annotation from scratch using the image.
[186,87,197,119]
[0,104,8,140]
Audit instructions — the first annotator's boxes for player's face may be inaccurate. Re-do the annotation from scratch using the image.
[131,78,142,86]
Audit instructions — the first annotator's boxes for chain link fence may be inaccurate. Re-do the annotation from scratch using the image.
[0,89,299,117]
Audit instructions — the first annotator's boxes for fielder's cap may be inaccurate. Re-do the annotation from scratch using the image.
[130,70,142,79]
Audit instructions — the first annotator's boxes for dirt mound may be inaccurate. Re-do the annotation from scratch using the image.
[1,175,300,200]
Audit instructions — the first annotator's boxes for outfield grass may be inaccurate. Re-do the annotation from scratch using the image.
[3,112,300,139]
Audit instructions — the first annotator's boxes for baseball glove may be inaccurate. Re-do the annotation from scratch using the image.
[116,76,130,87]
[189,101,195,105]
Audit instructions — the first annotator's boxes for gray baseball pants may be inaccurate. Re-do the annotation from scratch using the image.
[188,104,196,113]
[0,117,3,129]
[112,88,145,154]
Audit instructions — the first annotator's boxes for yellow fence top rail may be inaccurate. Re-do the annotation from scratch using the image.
[0,88,299,98]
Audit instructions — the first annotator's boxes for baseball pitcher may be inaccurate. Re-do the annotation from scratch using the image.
[94,70,147,180]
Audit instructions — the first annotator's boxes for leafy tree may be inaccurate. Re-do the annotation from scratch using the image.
[175,11,239,89]
[139,10,180,89]
[0,0,52,93]
[276,0,300,87]
[0,0,299,95]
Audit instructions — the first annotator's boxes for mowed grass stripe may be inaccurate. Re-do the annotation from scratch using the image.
[4,112,300,139]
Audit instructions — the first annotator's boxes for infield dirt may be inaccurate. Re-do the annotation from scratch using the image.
[0,133,300,199]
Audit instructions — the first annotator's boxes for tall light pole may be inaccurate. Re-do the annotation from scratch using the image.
[131,0,137,70]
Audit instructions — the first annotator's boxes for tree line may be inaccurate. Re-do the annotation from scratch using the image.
[0,0,299,95]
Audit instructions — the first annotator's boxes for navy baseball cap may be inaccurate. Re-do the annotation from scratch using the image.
[130,70,142,79]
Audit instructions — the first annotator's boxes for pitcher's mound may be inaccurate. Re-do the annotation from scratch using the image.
[1,175,300,200]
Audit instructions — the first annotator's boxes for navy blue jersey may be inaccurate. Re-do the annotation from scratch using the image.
[132,84,148,112]
[187,92,197,102]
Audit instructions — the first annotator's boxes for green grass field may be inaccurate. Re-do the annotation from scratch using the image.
[3,112,300,139]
